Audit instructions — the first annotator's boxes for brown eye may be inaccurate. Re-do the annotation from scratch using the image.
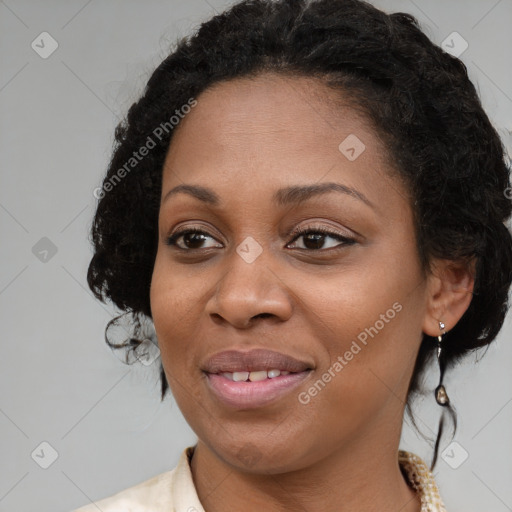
[165,229,222,250]
[287,227,356,251]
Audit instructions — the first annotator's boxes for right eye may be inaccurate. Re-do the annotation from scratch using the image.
[165,228,223,250]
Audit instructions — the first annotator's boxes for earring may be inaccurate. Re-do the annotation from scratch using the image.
[430,320,457,471]
[435,320,449,406]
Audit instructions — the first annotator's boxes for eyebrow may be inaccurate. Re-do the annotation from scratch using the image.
[162,182,374,209]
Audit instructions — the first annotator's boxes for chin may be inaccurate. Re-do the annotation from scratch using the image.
[204,433,314,475]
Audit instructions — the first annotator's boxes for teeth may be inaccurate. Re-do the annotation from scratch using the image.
[232,371,249,382]
[219,369,286,381]
[248,370,267,382]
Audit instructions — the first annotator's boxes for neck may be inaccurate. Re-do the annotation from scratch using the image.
[189,421,421,512]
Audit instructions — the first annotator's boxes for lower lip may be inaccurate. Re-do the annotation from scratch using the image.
[205,371,311,409]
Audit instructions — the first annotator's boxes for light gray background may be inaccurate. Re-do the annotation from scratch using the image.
[1,1,511,511]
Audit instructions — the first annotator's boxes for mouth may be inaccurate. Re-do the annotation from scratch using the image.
[216,369,292,382]
[202,348,313,409]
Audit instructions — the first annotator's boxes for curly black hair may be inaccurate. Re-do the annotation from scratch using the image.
[86,0,512,471]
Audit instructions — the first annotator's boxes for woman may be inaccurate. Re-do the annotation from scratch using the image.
[75,0,512,510]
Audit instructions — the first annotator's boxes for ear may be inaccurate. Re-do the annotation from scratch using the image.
[422,257,476,336]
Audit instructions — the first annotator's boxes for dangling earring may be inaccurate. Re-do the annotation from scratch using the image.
[430,320,457,471]
[435,320,449,406]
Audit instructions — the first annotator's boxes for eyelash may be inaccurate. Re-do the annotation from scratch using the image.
[164,225,356,252]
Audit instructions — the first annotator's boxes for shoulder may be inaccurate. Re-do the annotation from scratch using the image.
[71,469,175,512]
[71,446,200,512]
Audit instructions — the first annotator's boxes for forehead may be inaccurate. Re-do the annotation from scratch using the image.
[167,73,373,154]
[161,73,407,212]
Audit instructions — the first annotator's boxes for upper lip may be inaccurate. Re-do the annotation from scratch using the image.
[202,348,312,374]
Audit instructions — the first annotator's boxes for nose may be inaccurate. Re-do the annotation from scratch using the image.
[205,245,293,329]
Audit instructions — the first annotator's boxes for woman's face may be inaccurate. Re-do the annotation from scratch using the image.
[150,73,433,472]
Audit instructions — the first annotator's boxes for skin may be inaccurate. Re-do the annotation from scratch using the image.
[149,73,475,512]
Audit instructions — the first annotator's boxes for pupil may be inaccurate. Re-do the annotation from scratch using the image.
[185,233,205,248]
[305,233,323,250]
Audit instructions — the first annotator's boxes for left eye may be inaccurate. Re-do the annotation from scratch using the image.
[286,228,356,251]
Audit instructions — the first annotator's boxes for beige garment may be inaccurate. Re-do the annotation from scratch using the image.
[72,446,447,511]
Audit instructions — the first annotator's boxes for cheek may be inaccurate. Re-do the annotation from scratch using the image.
[149,252,216,400]
[294,251,423,402]
[150,255,193,361]
[294,294,419,443]
[150,249,201,323]
[149,273,201,410]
